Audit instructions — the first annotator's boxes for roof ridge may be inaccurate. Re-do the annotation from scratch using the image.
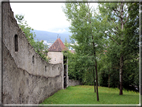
[48,38,68,52]
[58,38,62,50]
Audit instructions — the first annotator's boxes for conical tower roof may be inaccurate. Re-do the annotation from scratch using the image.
[48,38,68,52]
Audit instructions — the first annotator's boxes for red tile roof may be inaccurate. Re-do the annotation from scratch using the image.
[70,50,75,53]
[48,38,68,52]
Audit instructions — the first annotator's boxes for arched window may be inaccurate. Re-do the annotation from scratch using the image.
[14,34,18,52]
[32,55,34,64]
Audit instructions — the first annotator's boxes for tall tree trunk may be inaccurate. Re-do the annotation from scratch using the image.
[119,2,124,95]
[87,2,99,100]
[92,42,99,100]
[93,69,96,93]
[95,60,99,101]
[92,41,99,100]
[108,69,110,88]
[119,56,123,95]
[139,1,142,96]
[108,75,110,88]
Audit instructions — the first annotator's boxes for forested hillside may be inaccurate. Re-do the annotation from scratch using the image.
[31,30,71,43]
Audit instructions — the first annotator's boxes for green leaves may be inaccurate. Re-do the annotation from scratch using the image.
[63,1,104,89]
[98,2,139,90]
[15,14,24,24]
[63,1,139,91]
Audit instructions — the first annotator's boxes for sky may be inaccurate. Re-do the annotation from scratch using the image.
[10,2,98,34]
[10,3,71,33]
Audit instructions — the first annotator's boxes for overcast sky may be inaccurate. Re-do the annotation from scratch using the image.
[10,3,98,34]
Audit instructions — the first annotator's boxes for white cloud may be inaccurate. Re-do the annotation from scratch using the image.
[10,3,70,32]
[10,3,99,33]
[43,40,48,45]
[51,28,67,33]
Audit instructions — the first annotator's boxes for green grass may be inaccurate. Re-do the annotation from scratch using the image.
[41,85,139,104]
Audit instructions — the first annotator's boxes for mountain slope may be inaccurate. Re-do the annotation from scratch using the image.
[31,30,71,43]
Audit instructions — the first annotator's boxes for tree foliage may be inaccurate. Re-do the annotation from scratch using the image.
[63,0,108,101]
[63,1,139,97]
[98,2,139,93]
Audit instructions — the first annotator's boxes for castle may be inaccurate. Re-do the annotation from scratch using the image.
[1,2,66,104]
[0,1,80,104]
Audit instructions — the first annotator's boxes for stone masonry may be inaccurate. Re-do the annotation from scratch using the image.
[1,1,81,104]
[2,2,63,104]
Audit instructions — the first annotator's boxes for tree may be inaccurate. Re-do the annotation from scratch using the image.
[63,0,105,101]
[98,2,139,95]
[15,14,35,44]
[64,38,69,48]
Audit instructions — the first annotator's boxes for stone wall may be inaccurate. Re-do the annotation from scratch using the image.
[2,2,63,104]
[68,79,81,86]
[3,44,62,104]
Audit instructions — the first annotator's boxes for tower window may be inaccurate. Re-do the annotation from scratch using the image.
[14,34,18,52]
[32,55,34,64]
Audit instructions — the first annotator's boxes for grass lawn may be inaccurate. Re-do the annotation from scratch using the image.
[41,85,139,104]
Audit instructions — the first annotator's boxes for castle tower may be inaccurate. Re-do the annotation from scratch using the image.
[48,38,68,89]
